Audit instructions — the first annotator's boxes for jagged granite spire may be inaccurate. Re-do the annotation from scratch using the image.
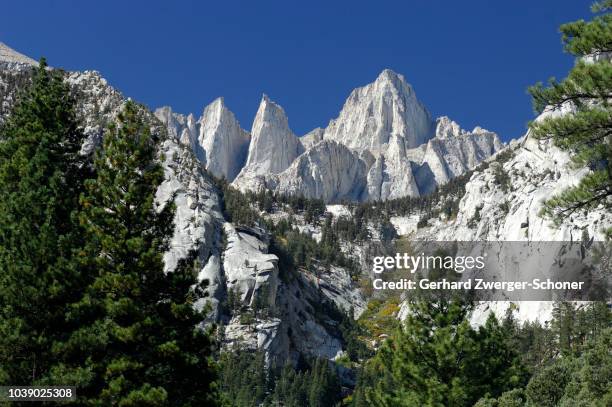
[323,69,434,154]
[155,98,250,181]
[197,97,250,181]
[242,94,303,175]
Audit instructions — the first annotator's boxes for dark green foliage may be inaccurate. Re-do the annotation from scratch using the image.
[359,298,527,406]
[416,216,429,229]
[559,327,612,406]
[0,59,89,385]
[339,307,372,362]
[492,164,511,192]
[218,350,342,407]
[551,301,611,356]
[54,101,217,405]
[474,388,527,407]
[483,328,612,406]
[218,350,268,406]
[524,357,578,406]
[528,1,612,227]
[219,179,261,226]
[508,319,556,373]
[467,205,483,229]
[498,200,511,214]
[477,303,612,406]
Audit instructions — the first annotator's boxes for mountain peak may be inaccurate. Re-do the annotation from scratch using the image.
[236,94,302,177]
[376,68,402,81]
[254,94,289,128]
[323,69,432,152]
[0,42,37,66]
[374,69,412,91]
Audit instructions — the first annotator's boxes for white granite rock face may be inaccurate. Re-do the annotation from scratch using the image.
[197,98,251,180]
[155,98,250,181]
[155,140,224,269]
[366,135,421,200]
[0,42,37,67]
[426,139,607,243]
[323,69,434,154]
[271,140,368,202]
[233,116,500,202]
[222,223,279,310]
[415,120,503,193]
[220,223,350,363]
[241,94,303,175]
[407,108,611,325]
[300,127,324,149]
[65,70,128,155]
[154,106,198,150]
[232,72,501,202]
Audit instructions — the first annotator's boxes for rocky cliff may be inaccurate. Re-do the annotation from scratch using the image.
[155,97,250,181]
[0,44,360,365]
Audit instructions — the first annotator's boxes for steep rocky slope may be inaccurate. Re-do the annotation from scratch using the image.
[267,140,368,202]
[0,44,359,365]
[393,111,609,324]
[0,42,36,67]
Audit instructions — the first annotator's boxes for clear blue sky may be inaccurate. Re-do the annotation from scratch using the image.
[1,0,592,141]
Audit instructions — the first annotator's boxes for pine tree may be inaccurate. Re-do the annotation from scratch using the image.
[307,359,340,407]
[364,298,526,406]
[0,59,89,384]
[53,101,217,405]
[528,1,612,230]
[475,307,612,406]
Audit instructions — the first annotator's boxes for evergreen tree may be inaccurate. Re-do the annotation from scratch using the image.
[53,101,216,405]
[552,302,580,354]
[307,359,340,407]
[0,59,89,384]
[528,1,612,230]
[363,298,526,406]
[475,304,611,406]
